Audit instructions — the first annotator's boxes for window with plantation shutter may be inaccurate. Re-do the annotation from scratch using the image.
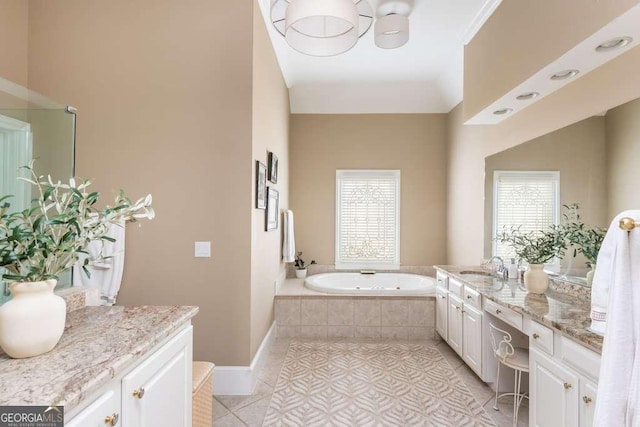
[493,171,560,260]
[336,170,400,270]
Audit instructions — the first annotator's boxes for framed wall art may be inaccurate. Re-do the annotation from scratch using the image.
[256,161,267,209]
[268,152,278,184]
[266,187,279,231]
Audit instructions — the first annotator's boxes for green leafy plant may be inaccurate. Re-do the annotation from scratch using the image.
[0,163,154,283]
[496,226,565,265]
[294,252,316,270]
[559,204,606,265]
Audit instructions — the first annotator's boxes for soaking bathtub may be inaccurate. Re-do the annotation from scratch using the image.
[304,272,436,296]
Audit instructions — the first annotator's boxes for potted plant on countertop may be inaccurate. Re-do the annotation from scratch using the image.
[559,204,607,287]
[294,252,316,279]
[496,226,565,294]
[0,163,154,358]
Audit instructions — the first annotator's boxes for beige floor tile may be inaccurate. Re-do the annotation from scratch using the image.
[215,380,273,411]
[483,395,529,427]
[212,413,247,426]
[436,341,465,369]
[455,363,495,406]
[234,396,272,427]
[212,397,230,421]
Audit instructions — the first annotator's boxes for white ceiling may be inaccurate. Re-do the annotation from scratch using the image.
[257,0,501,114]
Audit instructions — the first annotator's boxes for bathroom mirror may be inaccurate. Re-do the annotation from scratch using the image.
[484,96,640,286]
[0,78,77,303]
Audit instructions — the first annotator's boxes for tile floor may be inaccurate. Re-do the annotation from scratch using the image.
[212,338,528,426]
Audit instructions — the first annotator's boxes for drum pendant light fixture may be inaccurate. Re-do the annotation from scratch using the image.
[374,13,410,49]
[271,0,374,57]
[285,0,359,57]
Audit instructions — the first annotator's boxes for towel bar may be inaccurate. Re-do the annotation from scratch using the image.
[619,217,640,231]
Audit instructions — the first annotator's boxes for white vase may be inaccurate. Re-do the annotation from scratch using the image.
[295,269,308,279]
[524,264,549,294]
[586,264,596,287]
[0,280,66,358]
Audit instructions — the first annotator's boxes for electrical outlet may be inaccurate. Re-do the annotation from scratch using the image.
[194,241,211,258]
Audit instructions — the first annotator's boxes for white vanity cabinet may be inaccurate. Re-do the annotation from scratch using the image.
[66,325,193,427]
[436,274,485,378]
[527,319,600,427]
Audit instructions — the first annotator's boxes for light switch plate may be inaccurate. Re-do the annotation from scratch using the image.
[195,241,211,258]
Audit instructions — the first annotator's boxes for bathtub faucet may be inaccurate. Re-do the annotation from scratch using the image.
[360,270,376,275]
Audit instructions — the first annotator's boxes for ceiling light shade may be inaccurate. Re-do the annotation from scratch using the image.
[285,0,360,57]
[374,14,409,49]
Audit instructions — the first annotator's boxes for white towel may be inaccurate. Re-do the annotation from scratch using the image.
[282,210,295,263]
[593,210,640,426]
[73,220,126,306]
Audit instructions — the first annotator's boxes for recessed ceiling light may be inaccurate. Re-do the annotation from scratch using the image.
[596,36,633,52]
[493,108,513,115]
[516,92,540,101]
[550,69,579,81]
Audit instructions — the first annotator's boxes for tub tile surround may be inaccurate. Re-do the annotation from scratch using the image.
[435,265,603,353]
[275,282,436,339]
[0,305,199,411]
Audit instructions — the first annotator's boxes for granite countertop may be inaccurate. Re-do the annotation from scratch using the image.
[0,305,199,411]
[435,265,603,354]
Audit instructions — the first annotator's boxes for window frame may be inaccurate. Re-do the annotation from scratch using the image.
[492,170,561,260]
[335,169,401,271]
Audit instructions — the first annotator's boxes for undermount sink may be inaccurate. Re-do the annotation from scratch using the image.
[458,271,494,280]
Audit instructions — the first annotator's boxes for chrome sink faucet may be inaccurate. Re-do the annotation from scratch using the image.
[485,256,509,280]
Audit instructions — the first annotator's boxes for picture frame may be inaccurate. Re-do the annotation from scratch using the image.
[256,161,267,209]
[268,152,278,184]
[266,187,279,231]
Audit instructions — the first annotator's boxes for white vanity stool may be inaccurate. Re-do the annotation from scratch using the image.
[489,322,529,426]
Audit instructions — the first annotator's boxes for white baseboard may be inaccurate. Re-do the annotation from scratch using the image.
[212,321,276,395]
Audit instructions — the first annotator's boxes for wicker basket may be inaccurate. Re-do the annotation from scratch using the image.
[192,361,215,427]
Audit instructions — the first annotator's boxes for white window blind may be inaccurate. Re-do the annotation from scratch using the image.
[336,170,400,270]
[493,171,560,260]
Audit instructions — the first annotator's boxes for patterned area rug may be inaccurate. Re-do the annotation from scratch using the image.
[263,341,496,427]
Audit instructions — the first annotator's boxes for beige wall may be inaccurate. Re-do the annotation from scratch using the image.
[606,97,640,216]
[250,3,289,359]
[27,0,255,366]
[448,45,640,265]
[464,0,639,120]
[483,116,608,257]
[290,114,447,267]
[0,0,28,87]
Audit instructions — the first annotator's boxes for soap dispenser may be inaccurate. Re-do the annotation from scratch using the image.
[508,258,519,279]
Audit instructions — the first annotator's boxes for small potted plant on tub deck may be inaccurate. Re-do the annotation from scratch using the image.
[496,226,564,294]
[0,163,154,358]
[294,252,316,279]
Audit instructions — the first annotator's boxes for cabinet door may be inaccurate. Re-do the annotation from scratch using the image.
[530,348,580,427]
[66,388,120,427]
[122,326,193,427]
[579,380,597,427]
[462,304,483,377]
[436,287,448,340]
[447,294,463,356]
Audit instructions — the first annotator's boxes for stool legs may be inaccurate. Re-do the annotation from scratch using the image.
[493,360,501,411]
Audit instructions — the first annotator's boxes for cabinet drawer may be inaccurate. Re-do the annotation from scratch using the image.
[530,321,554,355]
[66,388,120,427]
[485,299,523,330]
[561,337,601,382]
[448,278,464,298]
[436,272,449,290]
[463,286,481,309]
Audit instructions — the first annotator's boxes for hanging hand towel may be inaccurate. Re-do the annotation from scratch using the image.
[73,220,126,306]
[593,210,640,426]
[282,210,296,263]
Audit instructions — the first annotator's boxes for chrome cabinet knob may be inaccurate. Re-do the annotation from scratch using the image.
[532,333,540,340]
[133,387,145,399]
[564,382,572,390]
[583,396,592,404]
[466,295,472,299]
[495,309,502,315]
[105,413,119,426]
